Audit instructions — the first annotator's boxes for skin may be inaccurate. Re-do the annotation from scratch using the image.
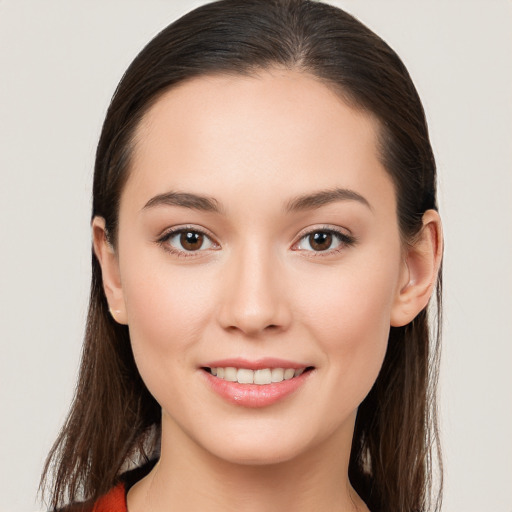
[94,69,442,512]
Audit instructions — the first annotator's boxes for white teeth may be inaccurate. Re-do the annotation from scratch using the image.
[209,366,307,384]
[237,368,254,384]
[224,367,237,382]
[254,369,272,385]
[283,368,295,380]
[271,368,284,382]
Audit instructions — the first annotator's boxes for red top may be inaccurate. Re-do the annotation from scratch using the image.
[91,483,127,512]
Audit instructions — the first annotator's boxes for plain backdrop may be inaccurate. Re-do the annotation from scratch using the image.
[1,1,511,511]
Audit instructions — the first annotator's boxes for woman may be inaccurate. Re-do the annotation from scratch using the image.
[41,1,443,511]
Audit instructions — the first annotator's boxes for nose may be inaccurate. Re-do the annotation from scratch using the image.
[217,242,292,337]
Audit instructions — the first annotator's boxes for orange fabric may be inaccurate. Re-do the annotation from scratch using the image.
[91,483,127,512]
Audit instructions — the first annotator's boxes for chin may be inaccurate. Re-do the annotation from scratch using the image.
[211,443,306,467]
[195,421,323,467]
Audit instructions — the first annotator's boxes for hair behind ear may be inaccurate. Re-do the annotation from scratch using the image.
[350,298,442,512]
[40,254,161,508]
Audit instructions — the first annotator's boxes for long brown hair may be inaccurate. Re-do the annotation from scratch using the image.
[41,1,443,510]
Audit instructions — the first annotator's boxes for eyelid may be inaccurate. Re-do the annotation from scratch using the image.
[156,225,220,257]
[292,225,356,255]
[156,224,355,258]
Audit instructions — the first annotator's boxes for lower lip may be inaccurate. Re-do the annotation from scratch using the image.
[202,369,313,408]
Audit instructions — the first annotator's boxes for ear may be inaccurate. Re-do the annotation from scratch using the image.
[92,216,128,325]
[391,210,443,327]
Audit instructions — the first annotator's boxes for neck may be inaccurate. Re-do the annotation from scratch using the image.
[127,413,368,512]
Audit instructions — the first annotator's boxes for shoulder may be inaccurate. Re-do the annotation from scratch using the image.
[91,483,127,512]
[56,483,126,512]
[54,458,156,512]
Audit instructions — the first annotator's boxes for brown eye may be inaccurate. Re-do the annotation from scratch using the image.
[308,232,333,251]
[180,231,204,251]
[162,229,216,254]
[295,229,354,254]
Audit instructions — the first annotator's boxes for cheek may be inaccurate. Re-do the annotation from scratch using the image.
[299,259,396,339]
[295,256,399,399]
[119,252,216,389]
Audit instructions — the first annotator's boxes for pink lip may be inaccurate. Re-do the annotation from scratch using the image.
[200,359,314,408]
[203,357,307,370]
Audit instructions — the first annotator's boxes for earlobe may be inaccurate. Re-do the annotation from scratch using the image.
[390,210,443,327]
[92,217,128,325]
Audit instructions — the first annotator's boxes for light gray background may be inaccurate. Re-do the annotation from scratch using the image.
[1,1,511,511]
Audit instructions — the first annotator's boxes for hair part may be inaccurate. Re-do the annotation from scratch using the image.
[41,1,442,511]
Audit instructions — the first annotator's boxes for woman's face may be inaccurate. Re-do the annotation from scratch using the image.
[110,70,408,464]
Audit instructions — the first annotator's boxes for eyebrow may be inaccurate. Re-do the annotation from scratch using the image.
[142,187,371,214]
[285,188,372,212]
[142,191,221,213]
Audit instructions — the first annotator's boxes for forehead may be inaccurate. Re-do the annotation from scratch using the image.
[123,69,394,215]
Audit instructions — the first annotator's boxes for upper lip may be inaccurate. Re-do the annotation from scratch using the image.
[202,357,311,370]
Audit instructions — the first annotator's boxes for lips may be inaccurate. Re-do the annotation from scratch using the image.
[201,358,314,408]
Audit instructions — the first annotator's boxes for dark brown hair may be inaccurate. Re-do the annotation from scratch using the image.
[41,1,442,511]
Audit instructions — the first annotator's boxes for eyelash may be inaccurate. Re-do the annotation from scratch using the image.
[293,226,356,257]
[157,225,219,258]
[156,225,356,258]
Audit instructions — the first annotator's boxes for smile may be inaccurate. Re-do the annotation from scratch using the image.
[201,362,314,408]
[205,367,307,385]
